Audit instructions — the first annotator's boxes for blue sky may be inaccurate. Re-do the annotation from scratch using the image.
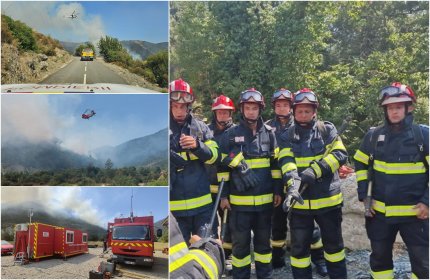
[1,1,168,43]
[1,94,168,154]
[1,187,169,228]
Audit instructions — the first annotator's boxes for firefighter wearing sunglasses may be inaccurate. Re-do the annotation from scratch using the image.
[169,78,221,244]
[266,89,327,276]
[218,88,282,278]
[353,82,429,279]
[278,88,348,278]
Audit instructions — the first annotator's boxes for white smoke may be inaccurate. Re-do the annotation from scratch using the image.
[1,187,106,227]
[1,1,105,43]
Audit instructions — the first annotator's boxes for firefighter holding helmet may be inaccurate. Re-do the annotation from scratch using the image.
[353,82,429,279]
[169,78,220,244]
[266,88,327,276]
[278,88,348,278]
[207,94,236,258]
[219,88,282,279]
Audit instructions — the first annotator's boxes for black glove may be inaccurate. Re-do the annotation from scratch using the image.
[300,167,316,186]
[237,161,260,190]
[283,179,304,212]
[231,169,247,192]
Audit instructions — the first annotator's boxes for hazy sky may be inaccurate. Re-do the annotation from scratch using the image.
[1,94,168,154]
[1,187,169,227]
[1,1,168,43]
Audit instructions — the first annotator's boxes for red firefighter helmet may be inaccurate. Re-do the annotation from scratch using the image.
[293,88,319,108]
[239,88,265,109]
[212,94,235,111]
[169,79,194,104]
[379,82,416,106]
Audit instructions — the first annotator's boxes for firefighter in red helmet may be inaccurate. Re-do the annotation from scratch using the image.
[279,88,348,278]
[219,88,282,278]
[266,88,327,276]
[354,82,429,279]
[169,78,221,244]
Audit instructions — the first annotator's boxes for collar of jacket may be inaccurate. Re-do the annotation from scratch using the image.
[384,113,414,133]
[292,118,322,142]
[239,116,264,132]
[209,118,234,135]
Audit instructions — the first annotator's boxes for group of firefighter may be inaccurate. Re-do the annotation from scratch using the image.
[169,78,429,279]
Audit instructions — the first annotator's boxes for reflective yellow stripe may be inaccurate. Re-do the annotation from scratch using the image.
[254,252,272,264]
[324,249,345,262]
[245,158,270,169]
[205,140,219,165]
[354,149,369,165]
[295,155,323,168]
[271,239,285,248]
[229,193,273,206]
[169,242,190,272]
[210,185,218,194]
[323,154,340,173]
[170,194,212,211]
[279,148,294,159]
[374,160,426,174]
[222,243,232,250]
[426,156,429,165]
[326,139,346,152]
[372,200,418,217]
[293,193,343,210]
[310,238,323,249]
[271,169,282,179]
[411,272,418,279]
[189,249,218,279]
[217,172,230,182]
[232,255,251,268]
[229,152,244,168]
[290,256,311,268]
[371,269,394,279]
[311,161,322,178]
[179,151,198,161]
[356,170,367,182]
[282,162,297,174]
[274,147,280,159]
[221,153,228,161]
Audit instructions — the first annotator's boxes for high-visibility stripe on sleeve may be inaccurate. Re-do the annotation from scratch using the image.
[179,152,198,161]
[323,154,340,173]
[326,139,346,152]
[356,170,367,182]
[271,169,282,179]
[254,252,272,264]
[279,148,294,159]
[295,155,323,168]
[229,152,244,168]
[204,140,219,165]
[169,241,190,272]
[274,147,280,159]
[217,172,230,182]
[229,193,273,206]
[189,249,219,279]
[221,153,228,161]
[324,249,345,263]
[170,194,212,212]
[354,150,369,165]
[232,255,251,268]
[371,269,394,279]
[374,160,426,174]
[311,161,322,178]
[210,185,218,194]
[281,162,297,174]
[290,256,311,268]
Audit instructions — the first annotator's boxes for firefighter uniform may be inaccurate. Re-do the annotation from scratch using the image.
[169,212,225,279]
[266,117,326,271]
[279,119,348,279]
[354,113,429,279]
[170,113,220,243]
[207,120,235,254]
[219,117,282,279]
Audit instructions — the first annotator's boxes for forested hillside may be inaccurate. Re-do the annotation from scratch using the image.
[170,1,429,156]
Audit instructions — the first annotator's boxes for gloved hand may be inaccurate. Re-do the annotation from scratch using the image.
[237,161,260,190]
[231,169,247,192]
[300,167,316,186]
[283,179,304,212]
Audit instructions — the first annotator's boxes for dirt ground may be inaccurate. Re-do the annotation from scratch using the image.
[1,247,168,279]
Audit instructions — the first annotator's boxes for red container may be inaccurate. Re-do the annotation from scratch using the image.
[14,223,88,260]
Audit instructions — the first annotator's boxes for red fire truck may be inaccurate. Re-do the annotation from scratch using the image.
[107,215,162,267]
[14,222,88,262]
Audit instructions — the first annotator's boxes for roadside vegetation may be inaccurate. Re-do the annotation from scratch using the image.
[98,35,168,89]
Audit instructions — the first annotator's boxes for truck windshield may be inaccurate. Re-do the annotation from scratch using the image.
[112,225,150,241]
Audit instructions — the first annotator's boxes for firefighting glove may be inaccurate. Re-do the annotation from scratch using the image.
[237,161,260,190]
[300,167,316,186]
[231,169,247,192]
[283,179,304,213]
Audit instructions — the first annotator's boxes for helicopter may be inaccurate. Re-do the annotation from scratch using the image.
[67,10,79,19]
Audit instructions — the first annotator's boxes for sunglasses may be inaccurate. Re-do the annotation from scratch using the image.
[170,91,194,103]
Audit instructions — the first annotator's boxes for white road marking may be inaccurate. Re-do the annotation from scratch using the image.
[83,74,87,85]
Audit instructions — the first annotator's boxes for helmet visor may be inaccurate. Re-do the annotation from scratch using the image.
[273,90,292,101]
[170,91,194,103]
[379,86,407,101]
[294,92,317,103]
[241,91,263,102]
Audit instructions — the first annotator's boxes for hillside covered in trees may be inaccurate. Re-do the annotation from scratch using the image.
[170,1,429,156]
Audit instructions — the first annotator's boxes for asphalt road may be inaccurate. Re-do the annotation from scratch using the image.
[40,57,128,85]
